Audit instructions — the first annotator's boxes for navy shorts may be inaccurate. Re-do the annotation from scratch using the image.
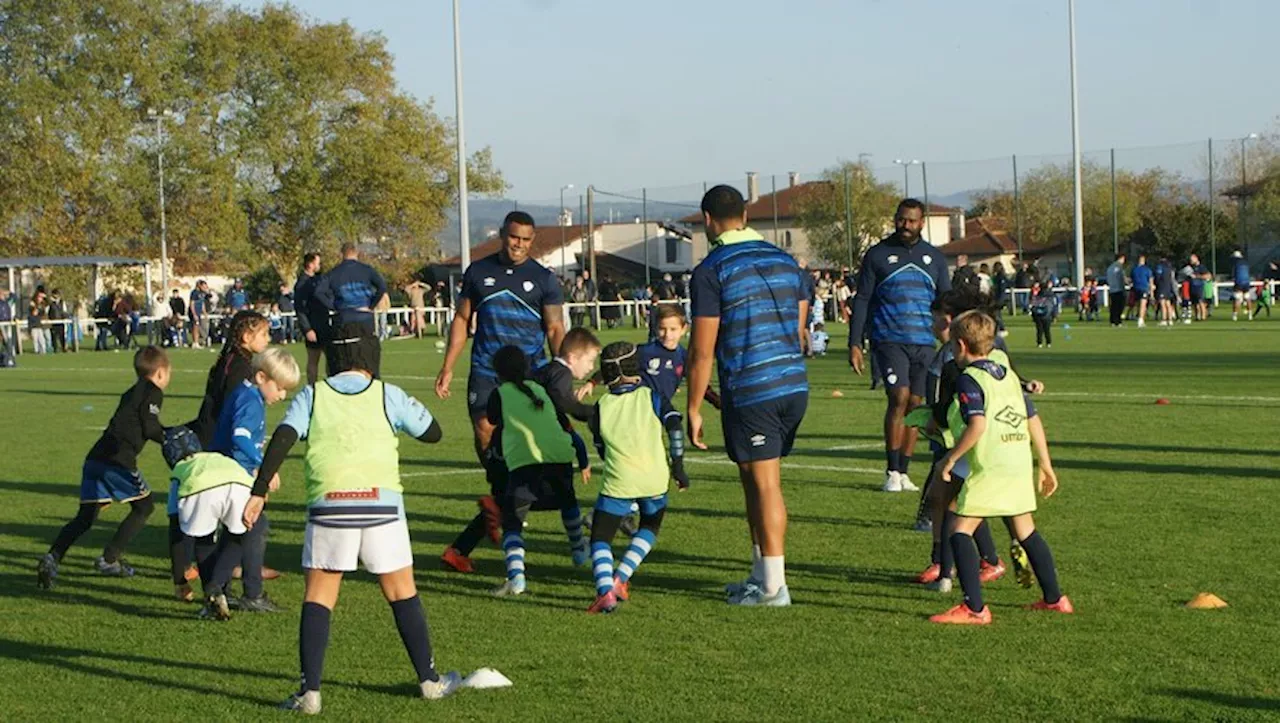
[506,463,578,512]
[467,373,498,422]
[872,342,932,398]
[596,493,667,518]
[721,392,807,464]
[80,459,150,504]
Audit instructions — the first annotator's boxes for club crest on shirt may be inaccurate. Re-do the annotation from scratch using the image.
[922,254,932,265]
[887,255,899,264]
[523,281,535,293]
[647,358,661,373]
[483,277,495,287]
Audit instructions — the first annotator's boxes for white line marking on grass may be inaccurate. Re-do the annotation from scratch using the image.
[401,468,481,479]
[684,457,883,476]
[824,442,884,451]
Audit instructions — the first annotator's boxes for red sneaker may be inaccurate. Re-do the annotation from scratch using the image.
[587,590,618,614]
[478,495,502,545]
[183,565,199,582]
[440,547,474,574]
[929,603,992,625]
[916,563,941,584]
[231,565,281,580]
[612,577,630,602]
[1026,595,1074,614]
[979,560,1006,583]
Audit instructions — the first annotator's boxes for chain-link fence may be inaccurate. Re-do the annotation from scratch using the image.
[486,134,1276,286]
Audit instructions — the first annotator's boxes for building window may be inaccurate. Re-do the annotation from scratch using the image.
[666,237,678,264]
[784,231,792,249]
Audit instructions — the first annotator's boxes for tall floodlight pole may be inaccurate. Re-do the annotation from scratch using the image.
[893,158,919,197]
[147,108,174,299]
[1067,0,1085,288]
[560,184,574,276]
[1208,138,1216,277]
[452,0,471,272]
[1241,133,1259,255]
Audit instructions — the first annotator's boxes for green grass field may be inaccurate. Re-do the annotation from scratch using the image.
[2,315,1279,721]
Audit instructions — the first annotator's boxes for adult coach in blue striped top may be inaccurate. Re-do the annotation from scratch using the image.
[848,198,951,493]
[435,211,567,463]
[314,242,388,336]
[687,185,808,607]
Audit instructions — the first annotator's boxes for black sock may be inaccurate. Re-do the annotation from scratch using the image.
[50,504,99,560]
[390,595,439,684]
[103,497,154,563]
[300,602,332,692]
[169,514,192,584]
[194,534,217,588]
[900,454,912,476]
[1020,530,1062,603]
[930,540,940,565]
[974,520,1000,566]
[209,533,244,594]
[885,449,902,473]
[239,513,268,599]
[451,512,487,557]
[914,475,933,523]
[939,511,956,578]
[950,532,984,613]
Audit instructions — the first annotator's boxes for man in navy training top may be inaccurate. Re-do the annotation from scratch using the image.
[226,280,249,314]
[435,210,567,466]
[848,198,951,493]
[687,185,808,607]
[1231,249,1251,321]
[1129,254,1151,327]
[315,242,388,337]
[293,252,329,384]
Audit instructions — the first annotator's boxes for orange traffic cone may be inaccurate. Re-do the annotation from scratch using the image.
[1185,592,1228,609]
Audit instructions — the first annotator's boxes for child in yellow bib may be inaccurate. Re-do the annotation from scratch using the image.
[487,345,592,598]
[584,342,690,614]
[930,311,1073,625]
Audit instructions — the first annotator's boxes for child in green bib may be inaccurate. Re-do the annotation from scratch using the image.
[488,345,592,598]
[584,341,690,614]
[931,311,1073,625]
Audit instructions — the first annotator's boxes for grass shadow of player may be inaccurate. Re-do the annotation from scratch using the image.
[6,387,205,400]
[669,504,905,531]
[1054,457,1275,479]
[0,637,285,706]
[0,478,73,498]
[1051,439,1280,458]
[1158,688,1280,712]
[0,572,199,621]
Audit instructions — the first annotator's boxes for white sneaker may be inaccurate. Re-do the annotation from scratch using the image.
[420,671,462,700]
[1137,319,1145,328]
[1183,319,1191,325]
[727,583,791,607]
[491,576,526,597]
[898,474,919,493]
[279,689,322,714]
[881,471,903,493]
[924,577,953,593]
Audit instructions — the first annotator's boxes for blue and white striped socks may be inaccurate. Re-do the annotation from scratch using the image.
[562,507,587,560]
[502,532,525,583]
[591,542,615,596]
[616,529,656,583]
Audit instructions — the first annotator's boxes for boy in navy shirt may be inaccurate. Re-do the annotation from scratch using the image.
[634,304,720,408]
[38,347,171,588]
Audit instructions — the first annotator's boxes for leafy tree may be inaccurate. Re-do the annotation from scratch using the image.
[0,0,504,283]
[792,160,900,266]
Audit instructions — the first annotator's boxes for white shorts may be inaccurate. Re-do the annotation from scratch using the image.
[1233,290,1246,302]
[178,484,252,537]
[302,519,413,574]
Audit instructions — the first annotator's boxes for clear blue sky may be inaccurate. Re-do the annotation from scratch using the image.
[234,0,1276,200]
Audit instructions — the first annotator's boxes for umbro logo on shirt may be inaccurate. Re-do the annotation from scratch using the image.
[483,277,496,287]
[887,255,899,264]
[993,405,1026,428]
[148,404,160,416]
